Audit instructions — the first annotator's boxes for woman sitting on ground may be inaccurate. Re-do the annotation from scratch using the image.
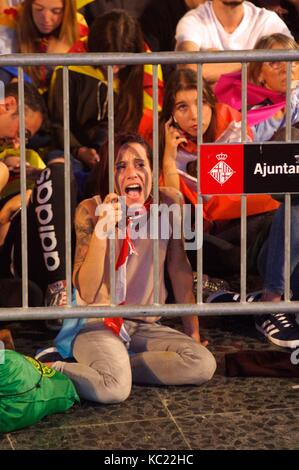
[46,132,216,404]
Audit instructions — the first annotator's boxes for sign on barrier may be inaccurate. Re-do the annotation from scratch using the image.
[200,143,299,194]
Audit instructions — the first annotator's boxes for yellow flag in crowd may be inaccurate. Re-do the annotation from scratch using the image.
[76,0,94,9]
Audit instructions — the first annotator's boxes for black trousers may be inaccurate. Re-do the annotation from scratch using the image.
[187,211,275,278]
[0,163,77,293]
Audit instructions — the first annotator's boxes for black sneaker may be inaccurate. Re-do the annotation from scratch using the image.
[255,313,299,349]
[35,347,74,364]
[35,347,63,363]
[45,280,67,307]
[193,274,230,301]
[44,280,67,331]
[207,290,262,303]
[0,278,43,307]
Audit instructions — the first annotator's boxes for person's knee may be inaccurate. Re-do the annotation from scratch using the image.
[91,377,131,404]
[187,345,217,385]
[198,349,217,384]
[85,358,132,404]
[100,376,132,404]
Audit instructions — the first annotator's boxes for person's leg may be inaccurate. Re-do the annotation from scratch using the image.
[32,161,76,288]
[13,162,77,298]
[128,321,216,386]
[202,232,240,277]
[291,263,299,301]
[258,200,299,299]
[0,278,43,307]
[254,200,299,348]
[58,324,132,404]
[202,213,273,278]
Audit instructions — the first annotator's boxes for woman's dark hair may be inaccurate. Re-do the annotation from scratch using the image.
[86,132,153,201]
[5,82,46,117]
[88,9,144,132]
[159,68,217,163]
[4,82,48,130]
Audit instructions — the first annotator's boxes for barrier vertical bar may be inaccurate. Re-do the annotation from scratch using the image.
[18,67,28,308]
[196,64,203,304]
[153,65,159,305]
[240,63,247,302]
[108,65,116,305]
[63,66,72,306]
[284,194,291,302]
[285,61,292,143]
[284,62,292,302]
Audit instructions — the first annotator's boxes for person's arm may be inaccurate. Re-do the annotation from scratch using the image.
[176,41,241,84]
[73,194,122,304]
[162,118,187,190]
[252,111,286,142]
[0,190,32,246]
[0,161,9,194]
[0,190,32,225]
[76,147,100,168]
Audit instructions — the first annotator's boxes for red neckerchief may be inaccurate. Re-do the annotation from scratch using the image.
[115,196,152,278]
[103,196,153,345]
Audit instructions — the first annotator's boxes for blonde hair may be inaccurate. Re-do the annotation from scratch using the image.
[248,33,299,86]
[17,0,78,85]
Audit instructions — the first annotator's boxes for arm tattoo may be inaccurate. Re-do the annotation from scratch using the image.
[73,204,95,274]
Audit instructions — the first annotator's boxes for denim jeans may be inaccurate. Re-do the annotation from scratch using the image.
[257,198,299,300]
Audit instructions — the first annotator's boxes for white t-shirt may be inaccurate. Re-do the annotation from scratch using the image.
[175,1,292,50]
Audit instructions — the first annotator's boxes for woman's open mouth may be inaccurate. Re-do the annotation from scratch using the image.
[125,184,142,200]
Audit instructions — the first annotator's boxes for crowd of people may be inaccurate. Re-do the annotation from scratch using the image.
[0,0,299,403]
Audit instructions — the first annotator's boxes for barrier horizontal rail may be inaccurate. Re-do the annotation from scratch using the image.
[0,49,299,67]
[1,301,299,321]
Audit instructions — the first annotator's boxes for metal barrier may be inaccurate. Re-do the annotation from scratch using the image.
[0,49,298,321]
